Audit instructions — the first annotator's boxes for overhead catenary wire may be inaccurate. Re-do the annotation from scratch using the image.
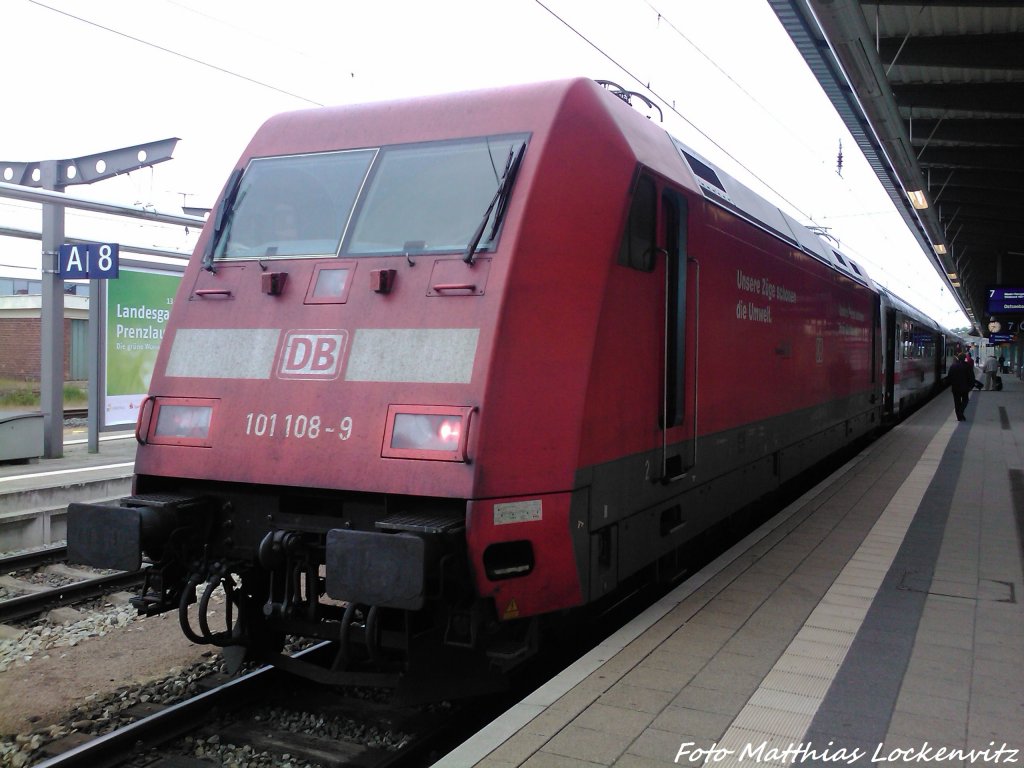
[12,0,959,323]
[25,0,324,107]
[27,0,871,241]
[641,0,887,232]
[532,0,955,320]
[7,0,325,242]
[531,0,812,223]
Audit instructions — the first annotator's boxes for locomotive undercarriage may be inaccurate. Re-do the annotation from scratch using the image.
[68,481,535,697]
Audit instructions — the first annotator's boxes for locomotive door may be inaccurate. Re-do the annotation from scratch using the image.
[659,189,692,480]
[619,174,694,482]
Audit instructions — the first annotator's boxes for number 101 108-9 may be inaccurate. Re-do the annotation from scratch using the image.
[244,412,353,440]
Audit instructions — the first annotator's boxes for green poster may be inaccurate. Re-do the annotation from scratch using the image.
[104,268,180,426]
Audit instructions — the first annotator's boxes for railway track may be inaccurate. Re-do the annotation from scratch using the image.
[0,545,145,624]
[31,643,468,768]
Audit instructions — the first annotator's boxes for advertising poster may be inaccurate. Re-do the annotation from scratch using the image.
[104,268,180,426]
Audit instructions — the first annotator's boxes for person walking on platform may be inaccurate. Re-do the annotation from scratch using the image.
[983,355,999,390]
[948,353,975,421]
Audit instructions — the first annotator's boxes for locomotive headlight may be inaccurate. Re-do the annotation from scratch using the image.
[382,405,475,462]
[144,398,217,445]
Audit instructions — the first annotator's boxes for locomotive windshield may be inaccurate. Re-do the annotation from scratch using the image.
[209,133,528,262]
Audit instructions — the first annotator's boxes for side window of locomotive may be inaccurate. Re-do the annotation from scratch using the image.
[213,150,375,261]
[618,175,657,271]
[344,133,529,256]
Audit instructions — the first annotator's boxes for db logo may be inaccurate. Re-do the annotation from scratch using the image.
[277,330,348,379]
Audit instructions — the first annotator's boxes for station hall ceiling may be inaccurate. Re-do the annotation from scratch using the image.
[767,0,1024,334]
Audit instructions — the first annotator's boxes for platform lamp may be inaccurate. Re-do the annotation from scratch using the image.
[0,139,178,458]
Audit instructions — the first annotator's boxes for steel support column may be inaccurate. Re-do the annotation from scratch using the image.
[39,161,65,458]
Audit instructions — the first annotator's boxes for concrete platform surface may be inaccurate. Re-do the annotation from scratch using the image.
[438,376,1023,767]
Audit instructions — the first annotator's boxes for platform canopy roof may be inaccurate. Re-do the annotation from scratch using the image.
[767,0,1024,334]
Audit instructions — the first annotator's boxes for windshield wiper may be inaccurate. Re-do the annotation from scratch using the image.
[464,141,526,264]
[201,168,244,273]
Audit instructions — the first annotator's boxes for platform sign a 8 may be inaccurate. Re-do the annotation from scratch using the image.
[58,242,119,279]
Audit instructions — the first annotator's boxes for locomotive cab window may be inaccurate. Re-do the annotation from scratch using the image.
[346,134,528,256]
[208,134,529,264]
[211,150,375,261]
[618,175,657,271]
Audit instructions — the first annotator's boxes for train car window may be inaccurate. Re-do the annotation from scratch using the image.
[345,133,529,256]
[618,175,657,271]
[213,150,375,261]
[900,323,936,361]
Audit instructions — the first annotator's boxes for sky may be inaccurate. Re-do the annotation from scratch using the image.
[0,0,967,328]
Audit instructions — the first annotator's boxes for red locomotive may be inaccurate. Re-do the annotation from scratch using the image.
[68,78,957,690]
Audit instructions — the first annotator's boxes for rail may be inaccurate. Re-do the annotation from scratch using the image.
[0,548,145,623]
[31,642,461,768]
[33,657,279,768]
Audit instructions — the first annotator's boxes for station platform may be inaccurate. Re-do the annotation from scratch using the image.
[438,376,1023,767]
[0,426,135,552]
